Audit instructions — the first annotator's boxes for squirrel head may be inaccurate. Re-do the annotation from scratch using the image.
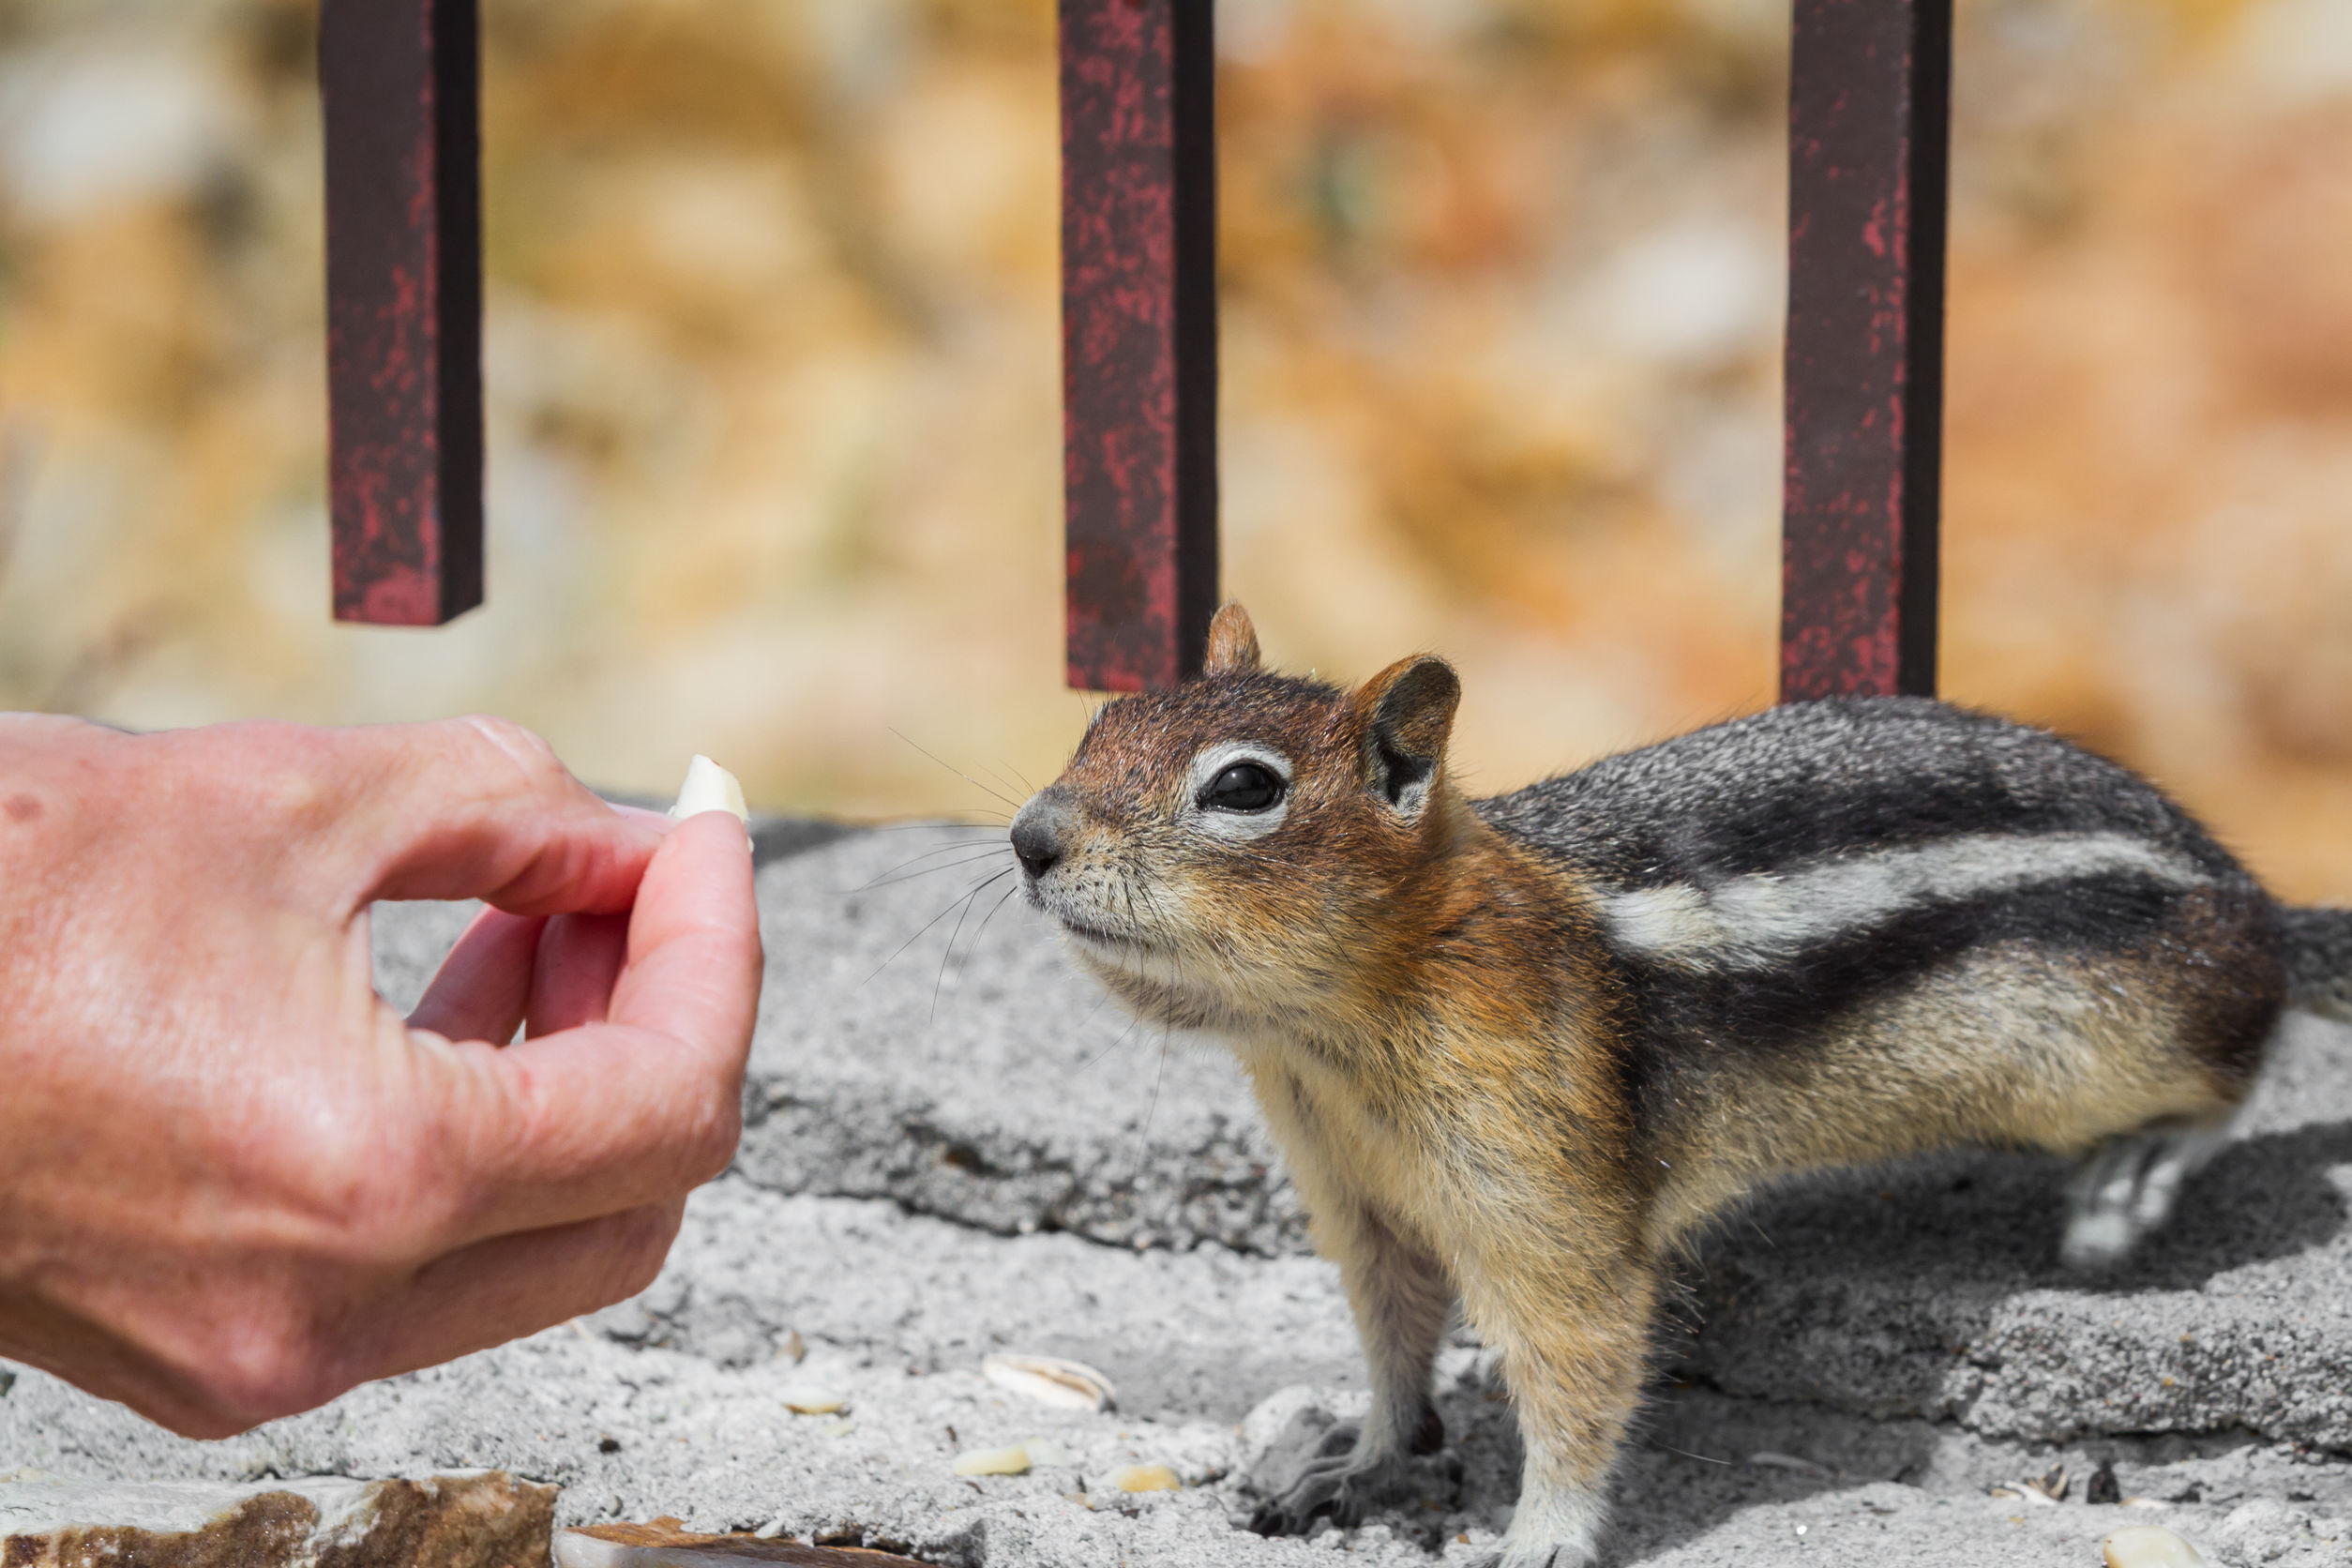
[1012,604,1472,1030]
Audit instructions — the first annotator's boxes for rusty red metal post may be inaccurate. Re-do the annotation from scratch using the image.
[1779,0,1951,701]
[321,0,484,626]
[1059,0,1218,692]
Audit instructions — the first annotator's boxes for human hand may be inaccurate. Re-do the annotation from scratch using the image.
[0,713,762,1437]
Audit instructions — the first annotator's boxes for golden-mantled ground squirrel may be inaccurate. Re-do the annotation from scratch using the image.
[1009,606,2349,1568]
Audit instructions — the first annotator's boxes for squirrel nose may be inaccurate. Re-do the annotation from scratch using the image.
[1010,792,1073,880]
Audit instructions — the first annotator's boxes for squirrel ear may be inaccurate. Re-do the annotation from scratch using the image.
[1351,655,1460,819]
[1202,603,1262,675]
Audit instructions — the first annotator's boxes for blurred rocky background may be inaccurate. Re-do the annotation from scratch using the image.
[1,0,2348,894]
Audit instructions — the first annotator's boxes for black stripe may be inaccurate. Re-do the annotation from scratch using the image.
[1481,698,2247,887]
[1619,871,2184,1063]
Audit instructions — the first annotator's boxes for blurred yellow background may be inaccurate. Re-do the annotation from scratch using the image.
[2,0,2350,894]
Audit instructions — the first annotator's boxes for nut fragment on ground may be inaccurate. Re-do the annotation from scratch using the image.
[952,1444,1035,1477]
[782,1388,848,1415]
[2103,1525,2210,1568]
[1102,1463,1181,1493]
[557,1521,921,1566]
[980,1352,1117,1412]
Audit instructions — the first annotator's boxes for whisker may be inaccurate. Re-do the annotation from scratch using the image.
[1128,959,1176,1188]
[978,761,1031,803]
[1062,980,1124,1058]
[1078,1003,1148,1073]
[957,878,1028,977]
[846,840,1014,893]
[932,868,1018,1022]
[851,852,1018,895]
[890,729,1023,810]
[862,871,1003,988]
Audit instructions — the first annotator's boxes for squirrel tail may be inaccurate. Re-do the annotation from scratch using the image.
[2280,905,2352,1023]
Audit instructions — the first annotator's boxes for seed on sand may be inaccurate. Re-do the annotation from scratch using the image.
[953,1444,1035,1478]
[2103,1525,2209,1568]
[1102,1464,1180,1494]
[981,1353,1117,1412]
[783,1390,848,1416]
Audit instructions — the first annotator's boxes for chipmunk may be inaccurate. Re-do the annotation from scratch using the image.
[1008,605,2350,1568]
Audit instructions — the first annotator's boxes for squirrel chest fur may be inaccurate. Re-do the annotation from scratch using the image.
[1008,606,2342,1568]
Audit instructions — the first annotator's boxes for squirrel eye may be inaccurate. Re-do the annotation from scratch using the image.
[1202,761,1284,813]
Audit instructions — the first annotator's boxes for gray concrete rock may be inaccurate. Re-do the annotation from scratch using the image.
[0,1470,554,1567]
[734,824,1308,1256]
[1677,1013,2352,1450]
[580,1183,1362,1423]
[27,817,2347,1568]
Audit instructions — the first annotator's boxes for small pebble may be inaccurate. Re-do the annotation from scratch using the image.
[1103,1463,1181,1494]
[954,1444,1034,1478]
[2103,1525,2209,1568]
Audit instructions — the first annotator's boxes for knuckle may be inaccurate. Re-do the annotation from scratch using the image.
[173,1302,342,1430]
[681,1089,745,1186]
[605,1209,683,1304]
[453,715,571,797]
[271,1105,453,1268]
[173,720,336,827]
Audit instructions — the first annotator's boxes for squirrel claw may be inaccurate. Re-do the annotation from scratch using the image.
[1245,1449,1396,1536]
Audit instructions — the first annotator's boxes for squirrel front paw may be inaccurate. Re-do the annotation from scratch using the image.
[1244,1422,1410,1536]
[1463,1484,1608,1568]
[1464,1550,1586,1568]
[1246,1450,1403,1535]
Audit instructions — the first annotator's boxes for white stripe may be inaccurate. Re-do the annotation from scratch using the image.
[1604,832,2209,970]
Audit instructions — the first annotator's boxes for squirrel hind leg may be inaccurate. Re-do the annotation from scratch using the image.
[2059,1116,2234,1271]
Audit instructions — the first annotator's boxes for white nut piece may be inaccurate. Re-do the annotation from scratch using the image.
[2103,1526,2210,1568]
[952,1444,1033,1478]
[781,1388,848,1416]
[1102,1463,1180,1494]
[670,755,748,822]
[982,1353,1117,1412]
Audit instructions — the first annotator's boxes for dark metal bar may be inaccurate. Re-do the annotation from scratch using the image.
[321,0,484,626]
[1059,0,1218,692]
[1779,0,1951,701]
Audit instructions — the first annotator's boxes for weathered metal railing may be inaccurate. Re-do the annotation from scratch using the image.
[322,0,1954,705]
[1779,0,1950,701]
[321,0,482,626]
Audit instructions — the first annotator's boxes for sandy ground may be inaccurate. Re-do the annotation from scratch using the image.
[4,822,2349,1567]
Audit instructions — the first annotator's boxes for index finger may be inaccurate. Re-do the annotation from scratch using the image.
[418,808,763,1243]
[224,715,668,915]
